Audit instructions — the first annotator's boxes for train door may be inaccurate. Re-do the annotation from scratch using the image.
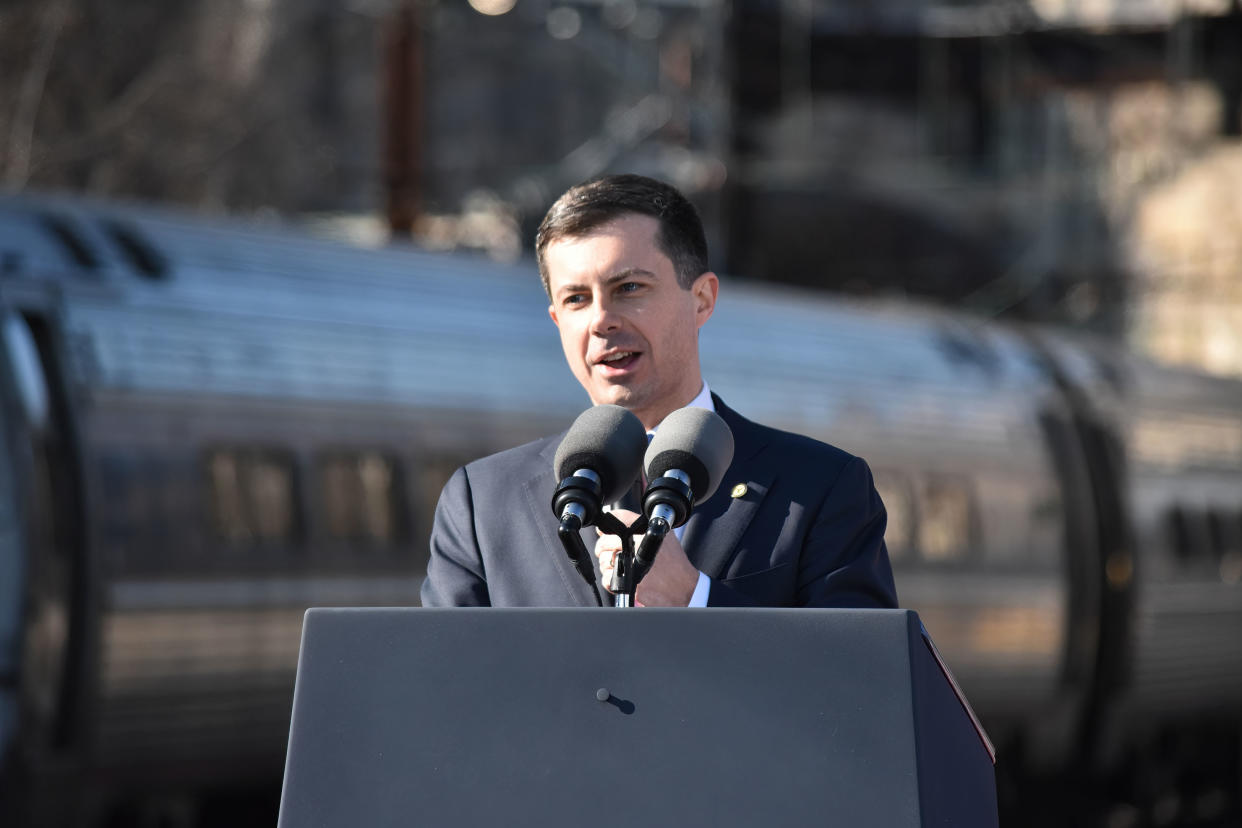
[1030,338,1135,768]
[0,307,90,822]
[0,316,28,769]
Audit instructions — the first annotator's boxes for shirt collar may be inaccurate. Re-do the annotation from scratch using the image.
[685,381,715,414]
[649,381,714,438]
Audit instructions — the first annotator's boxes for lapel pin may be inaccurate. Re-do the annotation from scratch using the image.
[730,483,748,499]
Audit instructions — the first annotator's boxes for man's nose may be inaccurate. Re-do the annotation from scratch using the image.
[589,296,622,334]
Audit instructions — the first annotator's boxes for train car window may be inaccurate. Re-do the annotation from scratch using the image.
[1167,507,1203,563]
[102,219,169,280]
[37,212,100,271]
[206,449,300,545]
[1207,510,1240,559]
[871,469,914,562]
[915,475,975,563]
[95,453,144,545]
[1223,517,1242,584]
[317,451,406,546]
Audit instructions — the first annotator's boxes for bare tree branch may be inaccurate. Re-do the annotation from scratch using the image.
[4,0,72,188]
[29,56,185,170]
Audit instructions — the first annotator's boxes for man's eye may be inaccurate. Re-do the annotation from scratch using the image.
[564,294,587,306]
[618,281,641,293]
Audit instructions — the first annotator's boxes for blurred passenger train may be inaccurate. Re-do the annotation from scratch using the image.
[0,193,1238,826]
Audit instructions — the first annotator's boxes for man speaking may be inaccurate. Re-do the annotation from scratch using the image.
[421,174,897,609]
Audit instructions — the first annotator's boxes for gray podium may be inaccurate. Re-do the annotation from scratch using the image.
[278,608,997,827]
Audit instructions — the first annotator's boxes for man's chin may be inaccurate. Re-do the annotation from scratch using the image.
[589,383,642,410]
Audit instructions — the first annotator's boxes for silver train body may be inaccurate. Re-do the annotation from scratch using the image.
[0,194,1238,822]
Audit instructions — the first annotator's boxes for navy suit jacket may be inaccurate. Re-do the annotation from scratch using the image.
[421,397,898,608]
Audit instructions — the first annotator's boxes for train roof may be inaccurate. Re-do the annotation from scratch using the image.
[3,191,1235,466]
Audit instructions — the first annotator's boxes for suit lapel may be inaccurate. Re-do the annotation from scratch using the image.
[681,398,773,580]
[680,470,772,580]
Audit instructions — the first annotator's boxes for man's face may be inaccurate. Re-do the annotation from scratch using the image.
[545,213,718,430]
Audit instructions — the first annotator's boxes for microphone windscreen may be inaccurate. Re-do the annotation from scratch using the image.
[553,405,646,504]
[644,408,734,504]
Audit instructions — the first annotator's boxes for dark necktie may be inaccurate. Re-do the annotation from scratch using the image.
[615,478,642,514]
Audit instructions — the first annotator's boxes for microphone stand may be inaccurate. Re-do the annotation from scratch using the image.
[599,470,692,607]
[597,512,644,608]
[596,514,676,608]
[610,471,688,604]
[556,510,657,608]
[554,477,683,608]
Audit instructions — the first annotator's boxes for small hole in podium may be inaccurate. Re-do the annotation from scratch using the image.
[595,688,635,715]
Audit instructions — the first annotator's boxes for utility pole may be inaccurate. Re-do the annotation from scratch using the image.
[382,1,423,238]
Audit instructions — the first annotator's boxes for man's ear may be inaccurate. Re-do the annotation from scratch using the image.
[692,272,719,328]
[548,304,559,328]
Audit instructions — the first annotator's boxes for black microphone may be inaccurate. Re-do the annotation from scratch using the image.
[551,404,647,532]
[633,407,734,580]
[642,407,734,527]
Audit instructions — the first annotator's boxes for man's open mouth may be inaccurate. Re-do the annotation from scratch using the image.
[596,351,640,371]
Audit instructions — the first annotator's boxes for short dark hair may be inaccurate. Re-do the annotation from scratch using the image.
[535,174,709,296]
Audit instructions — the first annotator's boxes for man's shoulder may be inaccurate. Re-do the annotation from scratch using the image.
[752,418,855,460]
[719,399,859,472]
[460,433,561,480]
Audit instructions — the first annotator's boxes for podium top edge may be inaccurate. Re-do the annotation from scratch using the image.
[303,606,918,618]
